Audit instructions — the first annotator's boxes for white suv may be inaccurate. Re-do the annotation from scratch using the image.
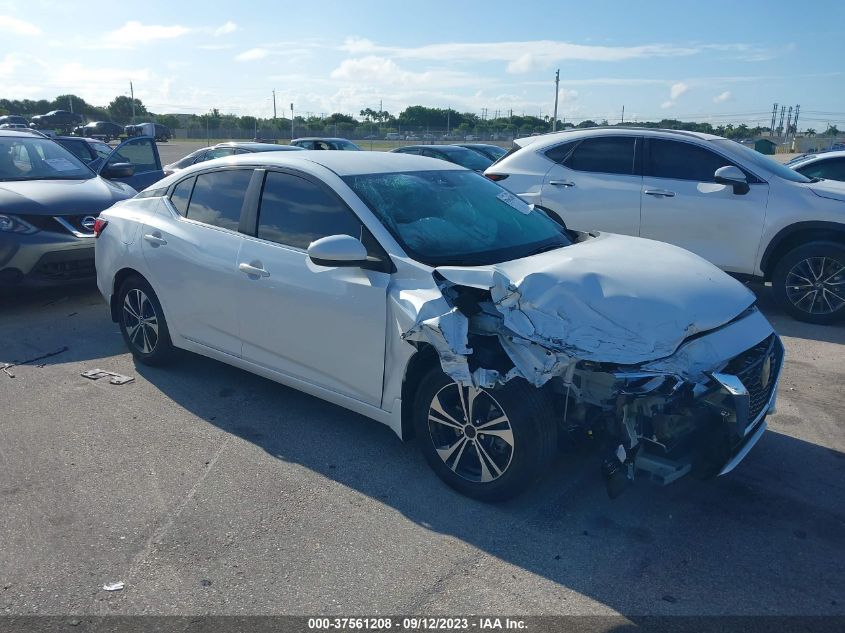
[486,128,845,324]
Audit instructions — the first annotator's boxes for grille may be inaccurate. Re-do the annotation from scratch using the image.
[724,334,783,423]
[20,214,96,235]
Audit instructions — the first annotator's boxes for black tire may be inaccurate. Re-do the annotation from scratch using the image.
[117,275,178,365]
[772,241,845,324]
[413,368,557,502]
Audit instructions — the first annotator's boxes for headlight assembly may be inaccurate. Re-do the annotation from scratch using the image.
[0,214,38,234]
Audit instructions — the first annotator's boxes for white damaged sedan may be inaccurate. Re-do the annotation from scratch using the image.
[95,152,783,501]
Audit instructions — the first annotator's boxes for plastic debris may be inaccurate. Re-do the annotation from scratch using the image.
[81,369,135,385]
[102,581,125,592]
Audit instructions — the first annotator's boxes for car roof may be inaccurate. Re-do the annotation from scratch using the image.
[789,150,845,166]
[213,142,304,151]
[173,149,460,178]
[397,145,469,153]
[292,137,353,142]
[0,129,46,138]
[513,127,724,149]
[55,136,106,143]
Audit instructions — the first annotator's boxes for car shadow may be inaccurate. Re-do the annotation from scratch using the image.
[133,351,845,615]
[747,283,845,345]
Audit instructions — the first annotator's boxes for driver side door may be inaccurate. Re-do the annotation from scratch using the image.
[99,136,164,191]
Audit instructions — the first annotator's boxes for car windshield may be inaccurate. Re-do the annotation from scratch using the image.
[785,154,816,166]
[90,142,114,160]
[441,148,493,171]
[711,139,812,183]
[344,169,573,266]
[0,137,93,181]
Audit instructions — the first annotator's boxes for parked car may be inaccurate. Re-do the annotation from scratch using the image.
[0,123,28,130]
[162,142,304,177]
[30,110,82,130]
[78,121,124,142]
[455,143,508,161]
[0,131,161,286]
[787,150,845,183]
[94,151,782,500]
[125,123,171,142]
[290,137,361,151]
[391,144,494,172]
[384,133,401,140]
[486,127,845,324]
[0,115,28,127]
[54,136,115,165]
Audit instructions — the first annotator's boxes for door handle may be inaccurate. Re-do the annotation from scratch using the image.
[143,233,167,246]
[238,262,270,278]
[644,189,675,197]
[549,180,575,187]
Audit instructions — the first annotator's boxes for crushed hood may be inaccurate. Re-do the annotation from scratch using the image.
[435,233,755,366]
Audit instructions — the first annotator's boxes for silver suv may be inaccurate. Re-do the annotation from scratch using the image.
[486,128,845,324]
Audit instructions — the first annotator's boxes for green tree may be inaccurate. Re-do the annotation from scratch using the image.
[805,128,816,137]
[108,95,147,123]
[823,125,840,136]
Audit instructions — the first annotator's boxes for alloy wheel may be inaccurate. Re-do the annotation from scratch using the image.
[785,256,845,316]
[427,383,515,483]
[123,288,159,354]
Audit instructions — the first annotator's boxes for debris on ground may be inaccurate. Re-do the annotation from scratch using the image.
[2,346,69,378]
[102,581,125,592]
[81,369,135,385]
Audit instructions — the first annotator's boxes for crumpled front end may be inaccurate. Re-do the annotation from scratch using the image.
[397,245,783,496]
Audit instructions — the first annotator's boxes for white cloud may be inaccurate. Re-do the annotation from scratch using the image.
[214,21,237,36]
[235,48,270,61]
[670,82,689,100]
[329,56,473,88]
[714,90,731,103]
[661,100,674,109]
[0,15,41,35]
[340,37,701,74]
[102,21,191,48]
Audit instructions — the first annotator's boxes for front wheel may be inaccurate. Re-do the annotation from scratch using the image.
[772,241,845,324]
[413,369,557,501]
[117,275,178,365]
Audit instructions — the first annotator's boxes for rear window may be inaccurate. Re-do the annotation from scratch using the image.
[564,137,636,175]
[184,169,253,230]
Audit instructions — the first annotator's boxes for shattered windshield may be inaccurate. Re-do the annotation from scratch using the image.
[345,170,573,266]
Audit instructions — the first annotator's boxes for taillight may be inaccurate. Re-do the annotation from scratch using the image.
[486,173,509,182]
[93,218,108,238]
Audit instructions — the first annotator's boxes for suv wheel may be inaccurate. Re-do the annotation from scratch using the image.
[413,368,557,501]
[117,275,178,365]
[772,241,845,324]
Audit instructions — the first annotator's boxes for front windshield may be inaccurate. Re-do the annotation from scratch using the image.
[443,148,493,171]
[711,139,812,184]
[0,137,93,181]
[344,169,573,266]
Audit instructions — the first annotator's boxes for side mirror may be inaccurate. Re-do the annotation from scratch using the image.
[714,165,749,195]
[307,234,368,268]
[100,162,135,179]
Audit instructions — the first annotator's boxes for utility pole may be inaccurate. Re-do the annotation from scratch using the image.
[272,90,277,119]
[130,81,135,123]
[290,103,294,140]
[68,96,73,113]
[770,103,778,136]
[792,104,800,139]
[552,69,560,132]
[785,105,793,137]
[446,106,450,136]
[621,105,625,124]
[778,105,786,136]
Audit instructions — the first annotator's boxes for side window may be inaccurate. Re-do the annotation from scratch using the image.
[108,137,158,172]
[646,139,735,182]
[544,141,576,164]
[61,141,93,162]
[421,149,441,159]
[256,171,362,249]
[201,147,236,161]
[799,159,845,182]
[564,137,636,175]
[185,169,253,230]
[169,177,195,216]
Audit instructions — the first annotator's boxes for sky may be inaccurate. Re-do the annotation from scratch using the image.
[1,0,844,128]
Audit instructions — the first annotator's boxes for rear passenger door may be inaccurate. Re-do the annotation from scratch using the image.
[541,135,642,235]
[140,168,255,356]
[236,169,390,405]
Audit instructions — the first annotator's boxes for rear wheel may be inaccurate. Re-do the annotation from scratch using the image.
[413,368,557,501]
[117,275,178,365]
[772,241,845,324]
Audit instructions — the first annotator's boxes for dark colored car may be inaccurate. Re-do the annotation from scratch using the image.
[290,137,361,151]
[0,131,165,286]
[163,141,305,176]
[454,143,508,161]
[0,115,29,127]
[54,136,115,165]
[391,144,494,171]
[30,110,83,130]
[125,123,172,142]
[78,121,124,142]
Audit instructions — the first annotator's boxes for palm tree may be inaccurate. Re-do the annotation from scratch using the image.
[805,128,816,137]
